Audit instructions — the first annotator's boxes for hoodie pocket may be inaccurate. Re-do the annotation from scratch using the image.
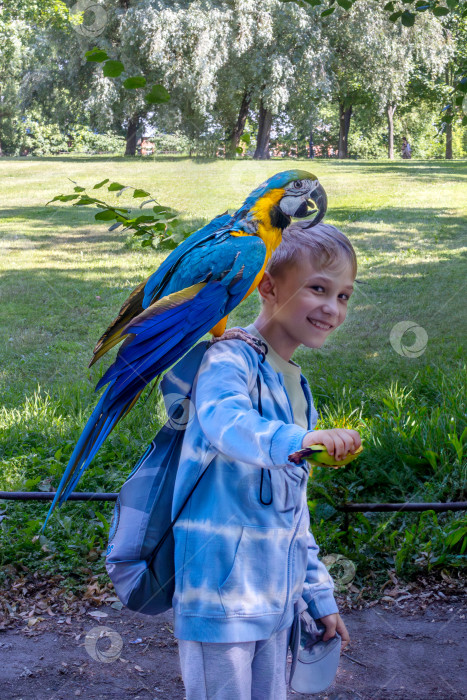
[218,525,291,616]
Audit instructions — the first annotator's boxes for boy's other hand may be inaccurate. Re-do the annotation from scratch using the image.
[319,612,350,652]
[301,429,361,462]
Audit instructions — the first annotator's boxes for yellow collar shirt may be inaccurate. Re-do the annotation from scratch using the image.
[245,323,309,430]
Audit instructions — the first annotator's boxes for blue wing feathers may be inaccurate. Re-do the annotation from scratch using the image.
[95,303,190,390]
[103,283,231,396]
[142,213,232,306]
[97,237,264,393]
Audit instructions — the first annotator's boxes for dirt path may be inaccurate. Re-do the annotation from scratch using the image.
[1,600,465,700]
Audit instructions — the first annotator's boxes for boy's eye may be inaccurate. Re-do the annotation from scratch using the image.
[310,284,350,301]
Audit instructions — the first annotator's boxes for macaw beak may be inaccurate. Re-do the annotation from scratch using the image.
[298,182,327,228]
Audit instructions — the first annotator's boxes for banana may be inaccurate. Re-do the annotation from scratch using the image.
[288,444,363,468]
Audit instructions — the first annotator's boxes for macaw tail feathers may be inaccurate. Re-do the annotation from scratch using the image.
[41,385,143,530]
[89,279,147,367]
[43,280,229,529]
[95,282,209,392]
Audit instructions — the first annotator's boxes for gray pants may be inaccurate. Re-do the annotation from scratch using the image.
[178,628,290,700]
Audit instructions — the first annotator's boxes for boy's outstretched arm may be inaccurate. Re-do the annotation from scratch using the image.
[194,340,309,470]
[301,529,339,619]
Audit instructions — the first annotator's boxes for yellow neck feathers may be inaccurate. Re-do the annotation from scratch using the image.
[250,188,284,254]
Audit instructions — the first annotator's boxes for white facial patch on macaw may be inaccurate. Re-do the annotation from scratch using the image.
[279,179,320,218]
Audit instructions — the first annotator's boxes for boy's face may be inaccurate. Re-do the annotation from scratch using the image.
[257,256,355,356]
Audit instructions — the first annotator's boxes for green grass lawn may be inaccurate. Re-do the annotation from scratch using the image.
[0,155,466,590]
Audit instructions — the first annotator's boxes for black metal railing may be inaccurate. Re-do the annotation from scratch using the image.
[0,491,465,512]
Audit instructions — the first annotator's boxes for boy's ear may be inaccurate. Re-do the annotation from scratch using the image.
[257,271,276,304]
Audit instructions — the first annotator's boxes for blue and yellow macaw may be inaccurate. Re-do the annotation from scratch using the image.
[44,170,326,525]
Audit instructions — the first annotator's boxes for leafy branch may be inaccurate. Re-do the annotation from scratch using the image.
[235,132,252,154]
[283,0,465,24]
[85,47,170,107]
[46,179,192,251]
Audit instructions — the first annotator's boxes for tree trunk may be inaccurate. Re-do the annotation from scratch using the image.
[338,103,352,159]
[445,64,453,161]
[308,125,314,159]
[228,91,251,156]
[445,121,453,160]
[387,103,396,159]
[125,115,140,156]
[253,101,272,160]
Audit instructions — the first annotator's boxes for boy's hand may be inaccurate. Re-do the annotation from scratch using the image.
[301,429,361,462]
[319,612,350,652]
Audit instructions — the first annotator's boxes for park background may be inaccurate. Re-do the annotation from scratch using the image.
[0,0,466,614]
[1,0,466,160]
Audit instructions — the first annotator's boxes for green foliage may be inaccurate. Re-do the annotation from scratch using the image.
[2,0,465,163]
[346,110,467,159]
[0,118,25,156]
[102,60,125,78]
[0,386,163,581]
[392,511,467,573]
[0,113,125,156]
[68,127,125,155]
[123,76,147,90]
[280,0,465,26]
[1,0,70,26]
[313,507,467,577]
[47,180,189,252]
[348,129,388,159]
[21,116,69,156]
[149,130,191,155]
[308,364,467,576]
[145,85,171,105]
[84,46,170,108]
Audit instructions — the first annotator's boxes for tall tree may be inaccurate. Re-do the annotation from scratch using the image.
[439,12,467,159]
[228,90,252,155]
[321,2,382,158]
[0,18,25,154]
[322,0,450,158]
[220,0,328,159]
[0,0,75,153]
[371,13,451,159]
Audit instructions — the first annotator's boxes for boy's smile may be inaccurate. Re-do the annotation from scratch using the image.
[255,258,355,362]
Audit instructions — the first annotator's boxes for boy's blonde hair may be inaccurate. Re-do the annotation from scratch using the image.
[262,222,357,300]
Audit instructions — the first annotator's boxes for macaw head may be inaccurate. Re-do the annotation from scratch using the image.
[245,170,327,229]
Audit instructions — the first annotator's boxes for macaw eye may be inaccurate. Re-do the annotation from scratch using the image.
[294,180,302,189]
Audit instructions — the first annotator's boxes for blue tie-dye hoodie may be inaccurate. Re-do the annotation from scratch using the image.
[172,328,339,643]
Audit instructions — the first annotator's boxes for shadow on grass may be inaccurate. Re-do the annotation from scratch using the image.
[0,206,210,255]
[2,202,465,243]
[314,159,467,183]
[0,154,195,163]
[329,205,466,247]
[1,237,466,383]
[2,155,466,175]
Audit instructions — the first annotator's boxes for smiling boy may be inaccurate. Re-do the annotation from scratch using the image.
[172,221,360,699]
